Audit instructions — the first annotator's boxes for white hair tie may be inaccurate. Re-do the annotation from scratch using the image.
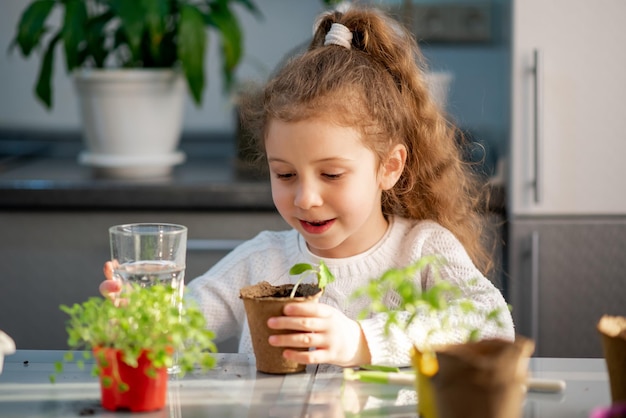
[324,23,353,49]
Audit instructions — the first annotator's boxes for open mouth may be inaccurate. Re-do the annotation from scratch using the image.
[299,219,335,234]
[306,220,329,226]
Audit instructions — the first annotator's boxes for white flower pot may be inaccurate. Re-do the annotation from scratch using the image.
[74,69,186,179]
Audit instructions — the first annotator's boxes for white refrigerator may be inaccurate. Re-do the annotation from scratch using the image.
[508,0,626,357]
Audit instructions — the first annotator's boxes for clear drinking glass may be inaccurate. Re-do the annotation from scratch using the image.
[109,223,187,374]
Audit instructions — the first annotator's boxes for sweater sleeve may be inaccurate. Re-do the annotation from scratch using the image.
[358,222,515,367]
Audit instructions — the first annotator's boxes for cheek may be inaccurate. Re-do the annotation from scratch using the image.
[270,181,291,210]
[332,181,376,211]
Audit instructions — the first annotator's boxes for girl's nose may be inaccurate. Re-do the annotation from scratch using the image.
[293,180,323,209]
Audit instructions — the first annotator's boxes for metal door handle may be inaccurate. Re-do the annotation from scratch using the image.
[532,49,543,204]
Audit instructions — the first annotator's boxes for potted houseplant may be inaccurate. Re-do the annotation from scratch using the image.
[11,0,260,178]
[239,261,335,374]
[51,283,217,412]
[350,255,533,418]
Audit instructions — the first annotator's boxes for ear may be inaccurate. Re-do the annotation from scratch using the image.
[379,144,407,190]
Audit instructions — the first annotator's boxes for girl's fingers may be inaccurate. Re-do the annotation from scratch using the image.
[267,315,325,332]
[283,302,332,317]
[268,332,322,348]
[99,279,122,298]
[103,261,114,281]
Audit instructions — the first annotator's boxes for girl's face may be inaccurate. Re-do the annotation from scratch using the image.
[266,118,404,258]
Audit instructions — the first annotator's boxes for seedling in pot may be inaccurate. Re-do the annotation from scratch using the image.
[349,255,507,380]
[288,260,335,298]
[239,260,335,374]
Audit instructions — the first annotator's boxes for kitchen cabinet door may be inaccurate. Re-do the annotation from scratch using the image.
[508,217,626,357]
[510,0,626,215]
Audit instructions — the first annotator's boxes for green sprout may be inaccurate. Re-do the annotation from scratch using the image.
[288,260,336,298]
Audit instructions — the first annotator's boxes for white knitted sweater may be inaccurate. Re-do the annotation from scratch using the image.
[186,216,515,367]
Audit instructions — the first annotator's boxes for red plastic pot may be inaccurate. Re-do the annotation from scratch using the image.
[93,347,168,412]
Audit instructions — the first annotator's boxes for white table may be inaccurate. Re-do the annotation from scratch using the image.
[0,350,613,417]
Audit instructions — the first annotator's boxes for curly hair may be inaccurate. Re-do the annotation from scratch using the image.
[239,6,495,275]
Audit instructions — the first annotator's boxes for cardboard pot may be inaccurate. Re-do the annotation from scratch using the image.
[94,347,168,412]
[240,281,322,374]
[430,337,535,418]
[597,315,626,404]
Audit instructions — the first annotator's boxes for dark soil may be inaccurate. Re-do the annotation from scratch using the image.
[268,283,320,298]
[240,281,321,299]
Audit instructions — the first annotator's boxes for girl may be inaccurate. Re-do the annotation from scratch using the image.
[102,5,514,368]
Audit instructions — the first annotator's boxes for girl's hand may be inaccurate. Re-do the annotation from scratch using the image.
[99,261,122,299]
[266,302,372,367]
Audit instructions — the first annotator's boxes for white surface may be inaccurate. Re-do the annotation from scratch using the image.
[509,0,626,215]
[0,351,613,417]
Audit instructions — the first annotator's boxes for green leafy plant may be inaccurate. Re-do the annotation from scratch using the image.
[351,255,505,347]
[348,255,508,385]
[51,283,217,386]
[11,0,261,109]
[288,260,336,298]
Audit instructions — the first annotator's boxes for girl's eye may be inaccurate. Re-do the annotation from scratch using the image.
[275,173,294,180]
[323,173,343,179]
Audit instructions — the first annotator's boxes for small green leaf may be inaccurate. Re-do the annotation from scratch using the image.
[35,32,61,109]
[101,376,112,388]
[62,0,87,71]
[145,367,157,379]
[468,329,480,342]
[360,364,401,373]
[289,263,313,276]
[178,4,206,106]
[205,2,242,91]
[109,0,145,62]
[317,260,335,290]
[142,0,169,62]
[14,0,56,56]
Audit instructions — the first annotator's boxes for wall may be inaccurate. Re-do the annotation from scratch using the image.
[1,0,510,162]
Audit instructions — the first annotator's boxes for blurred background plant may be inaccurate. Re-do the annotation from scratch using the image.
[11,0,261,109]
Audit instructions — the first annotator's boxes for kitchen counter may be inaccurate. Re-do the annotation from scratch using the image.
[0,133,275,210]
